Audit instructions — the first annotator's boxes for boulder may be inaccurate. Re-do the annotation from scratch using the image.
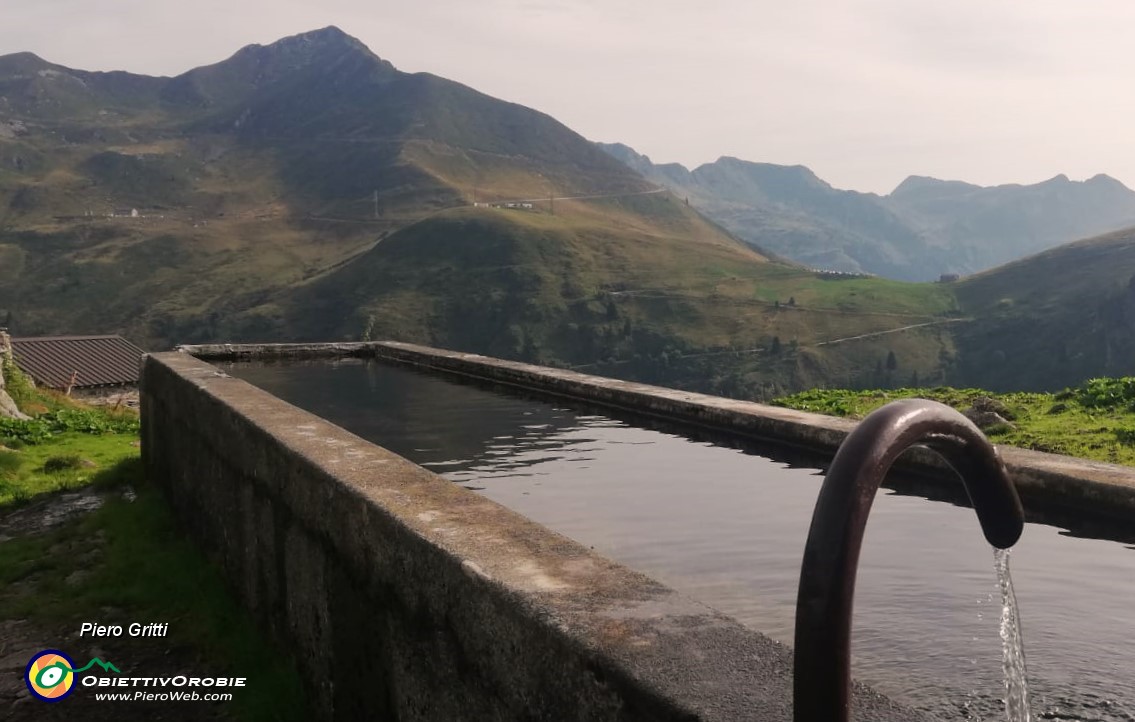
[0,389,24,420]
[971,395,1015,420]
[963,407,1013,431]
[0,332,29,420]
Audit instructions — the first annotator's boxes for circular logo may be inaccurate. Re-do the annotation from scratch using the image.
[25,650,76,702]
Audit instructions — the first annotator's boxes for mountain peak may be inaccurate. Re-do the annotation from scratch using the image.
[164,26,395,108]
[705,156,829,191]
[1086,173,1128,189]
[233,25,389,70]
[889,175,981,198]
[300,25,351,39]
[0,51,53,75]
[263,26,372,55]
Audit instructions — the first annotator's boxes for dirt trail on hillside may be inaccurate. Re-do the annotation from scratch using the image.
[816,317,970,346]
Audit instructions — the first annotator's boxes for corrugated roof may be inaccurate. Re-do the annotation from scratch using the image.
[10,335,146,389]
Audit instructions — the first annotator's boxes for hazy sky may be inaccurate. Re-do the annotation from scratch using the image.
[4,0,1134,194]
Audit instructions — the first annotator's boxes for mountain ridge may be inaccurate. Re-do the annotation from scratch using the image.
[599,142,1135,281]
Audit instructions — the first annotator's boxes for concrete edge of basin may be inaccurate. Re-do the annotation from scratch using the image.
[152,348,925,720]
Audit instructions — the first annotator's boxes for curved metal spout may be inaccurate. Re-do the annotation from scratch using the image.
[793,399,1024,722]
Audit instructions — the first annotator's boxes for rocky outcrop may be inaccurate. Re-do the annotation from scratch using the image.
[0,388,22,419]
[961,396,1016,431]
[0,331,29,420]
[963,408,1013,431]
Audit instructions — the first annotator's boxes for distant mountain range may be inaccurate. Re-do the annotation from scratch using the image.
[2,27,1135,396]
[599,143,1135,281]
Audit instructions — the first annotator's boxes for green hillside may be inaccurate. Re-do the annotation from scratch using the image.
[0,27,651,345]
[952,227,1135,391]
[0,27,976,399]
[229,196,961,398]
[11,26,1127,400]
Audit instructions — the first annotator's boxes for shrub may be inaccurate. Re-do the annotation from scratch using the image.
[0,417,52,444]
[1077,377,1135,411]
[42,455,85,473]
[0,408,139,445]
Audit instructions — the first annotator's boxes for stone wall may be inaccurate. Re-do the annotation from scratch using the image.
[141,351,921,721]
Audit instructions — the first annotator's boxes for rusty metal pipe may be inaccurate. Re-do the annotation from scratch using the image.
[793,399,1024,721]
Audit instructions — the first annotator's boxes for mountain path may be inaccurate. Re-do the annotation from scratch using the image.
[815,318,971,346]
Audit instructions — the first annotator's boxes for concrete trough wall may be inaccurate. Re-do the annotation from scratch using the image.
[369,343,1135,524]
[179,341,1135,526]
[142,351,922,721]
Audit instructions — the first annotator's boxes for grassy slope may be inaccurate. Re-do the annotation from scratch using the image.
[952,226,1135,391]
[773,381,1135,466]
[0,128,966,396]
[0,136,968,398]
[255,196,958,397]
[0,33,965,397]
[0,129,384,347]
[0,431,137,504]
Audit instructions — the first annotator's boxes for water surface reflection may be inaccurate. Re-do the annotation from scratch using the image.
[230,359,1135,721]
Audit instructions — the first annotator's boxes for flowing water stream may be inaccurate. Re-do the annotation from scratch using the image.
[996,548,1031,722]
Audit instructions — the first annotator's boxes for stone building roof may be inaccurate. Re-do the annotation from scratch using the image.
[9,335,145,390]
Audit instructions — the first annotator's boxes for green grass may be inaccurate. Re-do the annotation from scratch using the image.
[0,461,311,720]
[0,384,310,719]
[0,378,141,509]
[773,377,1135,466]
[0,421,140,506]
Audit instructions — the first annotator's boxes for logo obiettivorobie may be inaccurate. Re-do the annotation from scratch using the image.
[24,650,120,702]
[25,650,75,702]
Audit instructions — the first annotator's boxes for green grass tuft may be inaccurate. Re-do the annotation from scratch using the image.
[42,454,85,473]
[0,449,22,477]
